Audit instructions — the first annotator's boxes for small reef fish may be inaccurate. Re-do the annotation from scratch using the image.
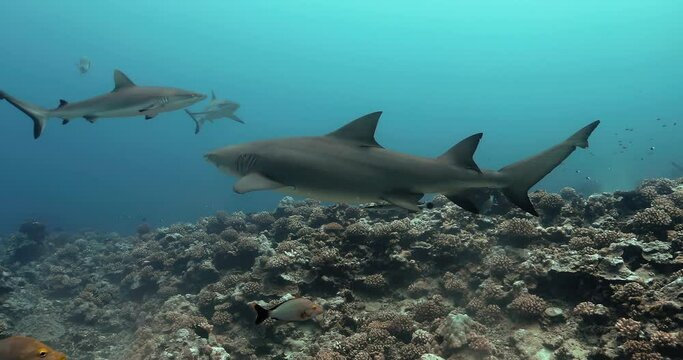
[251,298,323,325]
[0,70,206,139]
[76,57,91,74]
[205,111,599,216]
[185,90,244,134]
[0,336,67,360]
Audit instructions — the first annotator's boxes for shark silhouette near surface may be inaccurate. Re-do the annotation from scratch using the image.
[0,70,206,139]
[206,112,600,215]
[185,90,244,134]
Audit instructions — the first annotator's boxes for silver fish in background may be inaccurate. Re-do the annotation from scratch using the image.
[185,90,244,134]
[205,112,600,216]
[0,70,206,138]
[76,56,91,74]
[251,297,323,325]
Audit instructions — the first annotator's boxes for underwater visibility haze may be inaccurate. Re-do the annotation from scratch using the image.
[0,1,682,360]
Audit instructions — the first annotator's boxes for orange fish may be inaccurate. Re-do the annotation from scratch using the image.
[0,336,67,360]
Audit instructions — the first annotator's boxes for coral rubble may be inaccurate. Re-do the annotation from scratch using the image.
[0,178,681,359]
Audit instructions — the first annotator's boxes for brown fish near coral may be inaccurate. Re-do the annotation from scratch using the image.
[0,336,67,360]
[251,298,323,325]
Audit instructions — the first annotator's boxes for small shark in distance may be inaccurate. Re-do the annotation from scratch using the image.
[185,90,244,134]
[0,70,206,139]
[205,112,600,215]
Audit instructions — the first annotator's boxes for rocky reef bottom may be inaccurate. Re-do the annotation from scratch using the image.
[1,178,682,360]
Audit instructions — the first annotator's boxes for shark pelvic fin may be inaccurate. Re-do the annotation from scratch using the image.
[84,115,98,123]
[498,120,600,216]
[437,133,483,173]
[327,111,383,147]
[233,173,286,194]
[381,192,423,212]
[112,70,136,91]
[62,119,69,125]
[145,114,156,120]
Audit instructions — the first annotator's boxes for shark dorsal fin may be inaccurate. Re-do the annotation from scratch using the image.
[437,133,483,173]
[112,70,136,92]
[211,90,216,100]
[327,111,382,147]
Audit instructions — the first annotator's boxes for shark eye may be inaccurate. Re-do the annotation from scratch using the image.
[39,350,48,358]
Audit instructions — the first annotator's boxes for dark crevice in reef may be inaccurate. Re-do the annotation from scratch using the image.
[535,270,614,304]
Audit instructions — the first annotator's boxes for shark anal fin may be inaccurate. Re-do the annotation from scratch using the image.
[84,115,98,123]
[438,133,483,173]
[502,189,538,216]
[112,70,136,91]
[327,111,383,147]
[229,114,245,124]
[381,192,423,212]
[445,193,480,214]
[233,173,286,194]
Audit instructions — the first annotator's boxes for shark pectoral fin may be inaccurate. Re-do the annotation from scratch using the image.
[445,193,480,214]
[138,103,161,113]
[233,173,286,194]
[381,192,423,212]
[84,115,98,123]
[437,133,483,173]
[229,114,245,124]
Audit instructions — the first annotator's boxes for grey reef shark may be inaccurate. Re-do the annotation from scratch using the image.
[205,112,600,215]
[185,90,244,134]
[0,70,206,139]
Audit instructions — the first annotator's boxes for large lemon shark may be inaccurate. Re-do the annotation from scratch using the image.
[0,70,206,138]
[205,112,599,215]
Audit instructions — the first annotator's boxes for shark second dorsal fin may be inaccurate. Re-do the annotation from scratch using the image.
[327,111,383,147]
[211,90,216,100]
[437,133,483,173]
[112,70,136,91]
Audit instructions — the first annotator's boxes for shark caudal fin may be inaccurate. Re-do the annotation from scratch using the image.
[251,303,270,325]
[185,109,203,134]
[0,91,50,139]
[498,120,600,216]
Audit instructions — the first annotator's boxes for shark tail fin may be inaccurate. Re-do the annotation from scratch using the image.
[498,120,600,216]
[0,91,50,139]
[185,109,202,134]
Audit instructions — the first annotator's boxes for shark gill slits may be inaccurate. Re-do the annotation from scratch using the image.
[236,153,259,175]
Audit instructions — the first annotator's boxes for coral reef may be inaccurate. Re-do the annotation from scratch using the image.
[0,177,681,359]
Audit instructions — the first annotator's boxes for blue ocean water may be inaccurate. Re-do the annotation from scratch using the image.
[0,1,681,234]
